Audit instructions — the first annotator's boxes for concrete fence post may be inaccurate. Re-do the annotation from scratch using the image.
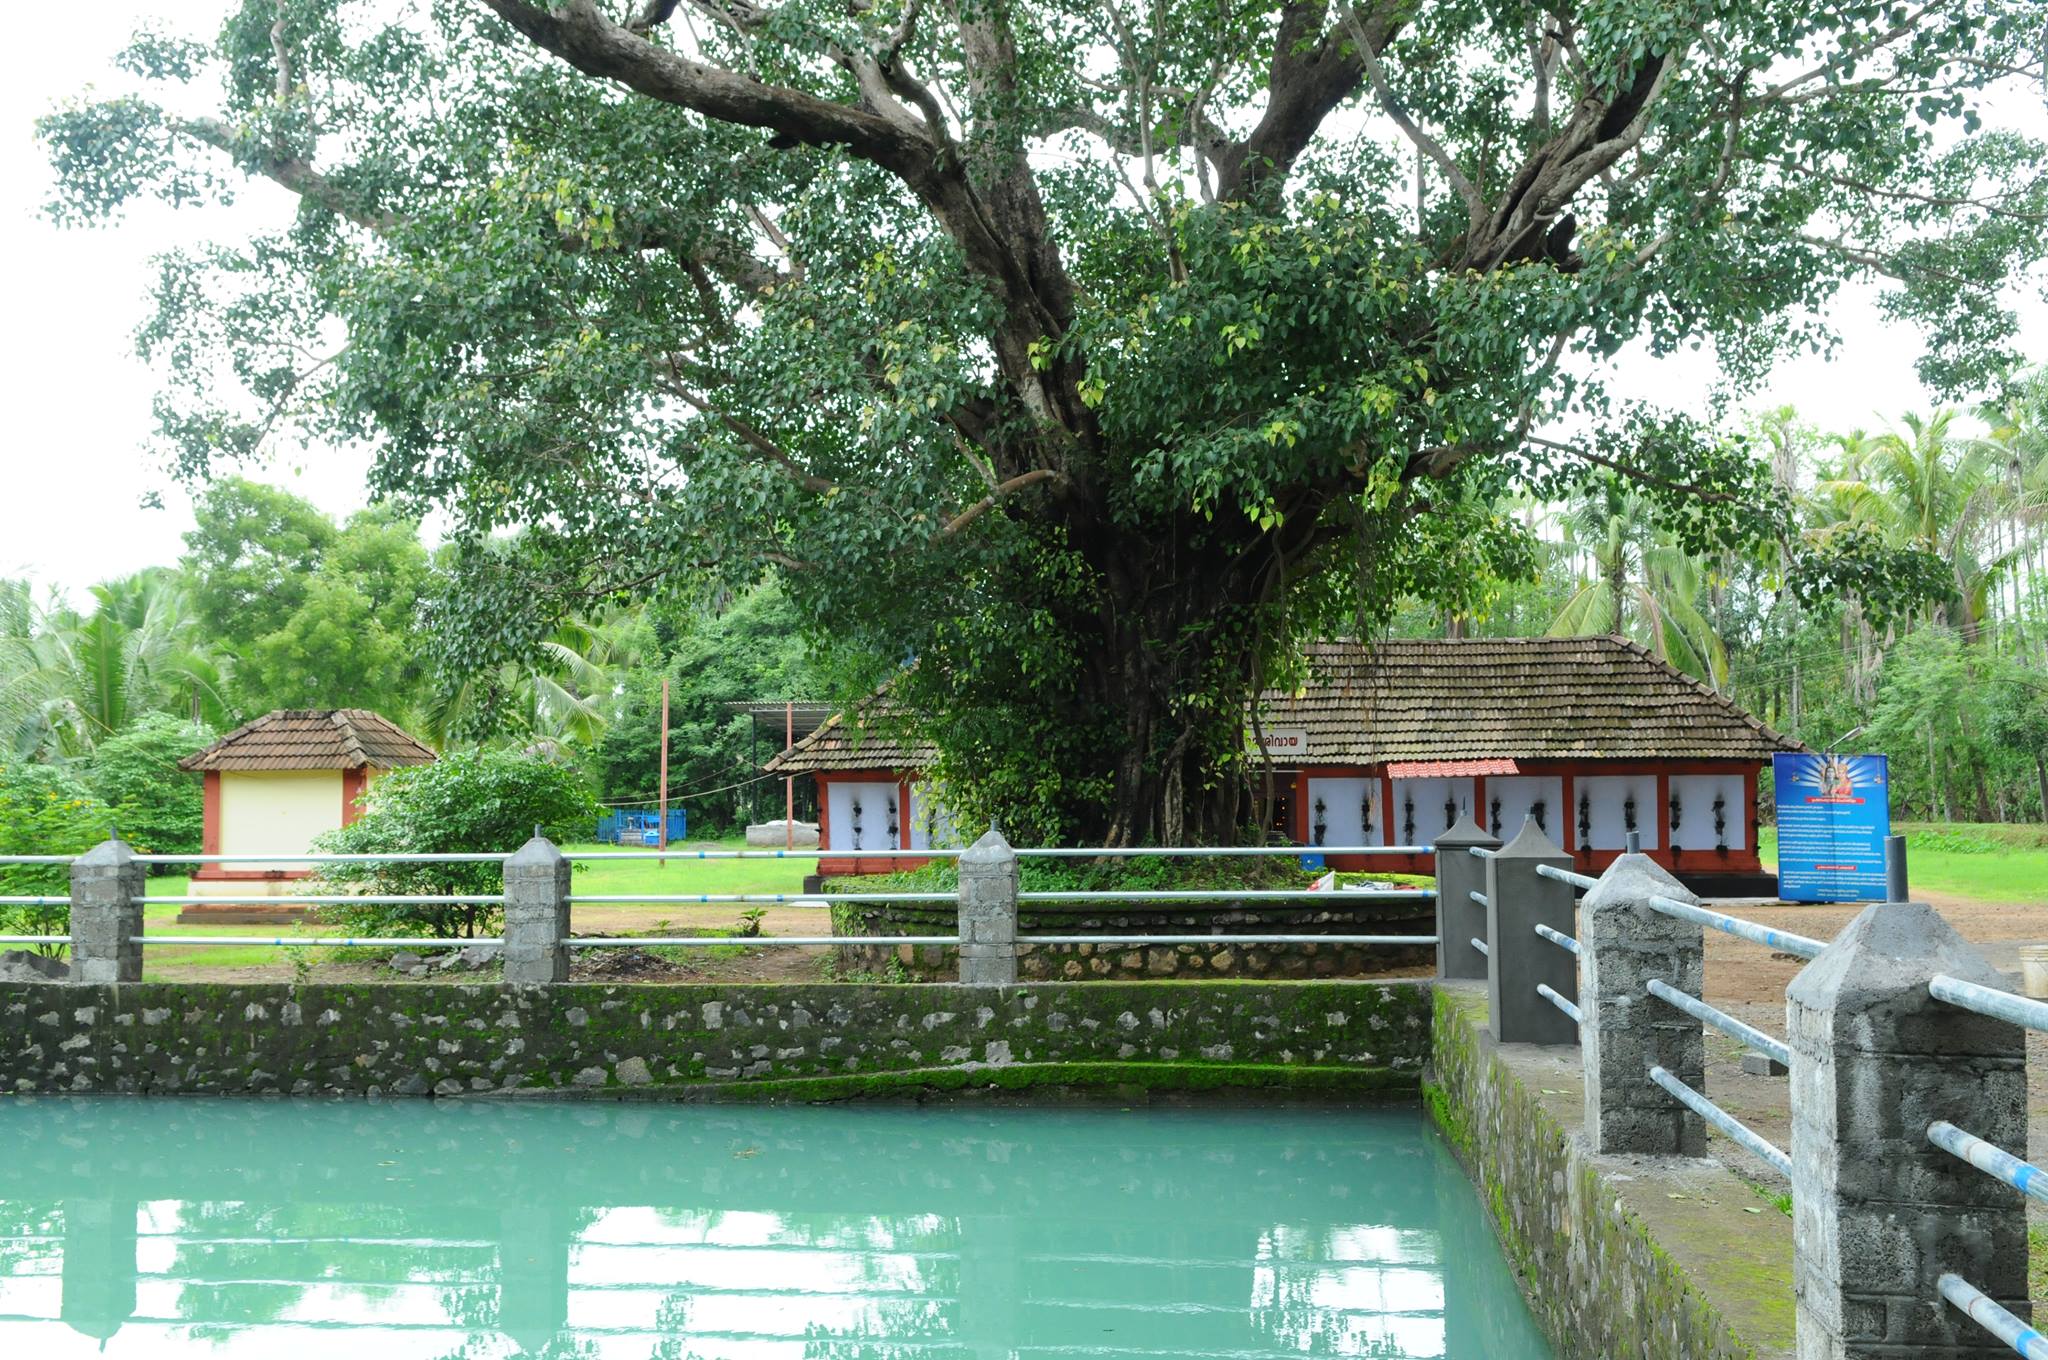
[503,835,571,986]
[1579,852,1706,1155]
[957,827,1019,986]
[1788,901,2029,1358]
[1483,819,1576,1045]
[69,838,144,985]
[1432,815,1499,982]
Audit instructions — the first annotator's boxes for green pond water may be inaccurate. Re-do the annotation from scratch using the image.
[0,1097,1553,1359]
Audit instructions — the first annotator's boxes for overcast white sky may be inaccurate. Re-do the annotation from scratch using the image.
[1,6,2044,608]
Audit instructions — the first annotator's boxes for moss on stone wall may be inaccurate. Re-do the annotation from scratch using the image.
[1425,984,1791,1360]
[0,978,1432,1101]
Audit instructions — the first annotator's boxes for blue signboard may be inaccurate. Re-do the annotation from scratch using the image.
[1772,753,1891,902]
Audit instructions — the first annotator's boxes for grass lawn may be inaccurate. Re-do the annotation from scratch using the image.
[1758,823,2048,907]
[134,837,815,979]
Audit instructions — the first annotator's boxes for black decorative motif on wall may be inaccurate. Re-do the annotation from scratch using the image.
[851,797,864,851]
[886,795,899,842]
[1713,793,1728,854]
[1312,797,1327,847]
[1531,799,1548,835]
[1622,793,1637,835]
[1577,791,1590,847]
[1361,791,1374,838]
[1403,795,1415,846]
[1442,795,1457,833]
[1669,794,1682,836]
[1489,796,1502,838]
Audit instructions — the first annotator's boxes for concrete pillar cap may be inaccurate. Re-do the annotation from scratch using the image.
[1432,814,1499,849]
[1493,817,1567,861]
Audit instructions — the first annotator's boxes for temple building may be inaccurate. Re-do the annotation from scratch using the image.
[766,636,1804,892]
[176,709,438,923]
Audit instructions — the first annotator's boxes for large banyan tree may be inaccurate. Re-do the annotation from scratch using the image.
[43,0,2047,842]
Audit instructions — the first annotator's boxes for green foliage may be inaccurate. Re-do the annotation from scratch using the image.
[313,750,599,938]
[591,581,820,831]
[183,481,430,720]
[83,713,212,860]
[0,763,115,948]
[44,0,2044,842]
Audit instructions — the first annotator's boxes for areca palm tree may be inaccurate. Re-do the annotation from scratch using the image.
[1546,479,1729,687]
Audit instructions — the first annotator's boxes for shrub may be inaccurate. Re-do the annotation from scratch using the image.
[314,749,599,938]
[84,714,213,862]
[0,763,116,950]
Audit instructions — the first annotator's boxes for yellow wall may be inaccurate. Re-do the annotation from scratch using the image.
[219,770,344,873]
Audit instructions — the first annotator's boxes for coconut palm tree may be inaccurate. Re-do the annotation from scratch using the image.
[0,573,228,761]
[1546,478,1729,687]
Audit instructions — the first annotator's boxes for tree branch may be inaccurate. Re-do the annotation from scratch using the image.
[938,468,1066,537]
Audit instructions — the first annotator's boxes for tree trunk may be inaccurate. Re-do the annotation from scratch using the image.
[2034,750,2048,827]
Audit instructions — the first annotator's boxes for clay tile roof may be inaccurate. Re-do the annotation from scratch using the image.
[766,636,1803,775]
[178,709,438,773]
[1259,637,1805,764]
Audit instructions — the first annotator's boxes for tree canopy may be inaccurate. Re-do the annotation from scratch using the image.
[42,0,2048,842]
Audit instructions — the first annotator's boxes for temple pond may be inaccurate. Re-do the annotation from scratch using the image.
[0,1097,1552,1358]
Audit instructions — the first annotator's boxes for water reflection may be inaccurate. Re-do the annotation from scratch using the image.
[0,1099,1552,1358]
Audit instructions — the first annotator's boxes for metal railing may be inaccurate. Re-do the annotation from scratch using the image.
[1536,983,1580,1023]
[1938,1274,2048,1360]
[1533,922,1579,957]
[1534,862,1596,891]
[1647,1064,1791,1176]
[1645,892,1824,960]
[5,834,1443,962]
[1927,970,2048,1355]
[1014,887,1433,902]
[1646,978,1789,1067]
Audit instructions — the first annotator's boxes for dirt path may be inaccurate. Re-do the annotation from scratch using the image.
[1692,891,2047,1235]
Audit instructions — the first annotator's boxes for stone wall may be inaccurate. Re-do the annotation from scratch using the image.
[830,897,1436,981]
[1426,982,1795,1360]
[0,979,1432,1100]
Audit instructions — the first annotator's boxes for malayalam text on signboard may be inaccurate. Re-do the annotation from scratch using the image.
[1772,753,1890,903]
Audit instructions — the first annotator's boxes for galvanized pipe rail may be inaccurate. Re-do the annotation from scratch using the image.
[1938,1274,2048,1360]
[1467,889,1488,907]
[1470,937,1489,957]
[1647,978,1790,1067]
[1014,888,1433,902]
[567,892,957,904]
[1931,974,2048,1031]
[1017,933,1434,947]
[135,852,511,864]
[1017,845,1430,857]
[1534,922,1579,956]
[1534,862,1596,891]
[1536,983,1581,1024]
[1646,892,1824,960]
[1927,1121,2047,1207]
[1647,1064,1791,1177]
[140,895,504,906]
[1926,969,2048,1355]
[567,935,959,948]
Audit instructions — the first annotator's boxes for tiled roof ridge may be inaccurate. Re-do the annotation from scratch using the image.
[179,708,437,771]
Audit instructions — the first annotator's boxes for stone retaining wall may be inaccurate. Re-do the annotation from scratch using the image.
[1426,982,1794,1360]
[0,979,1432,1099]
[830,898,1437,981]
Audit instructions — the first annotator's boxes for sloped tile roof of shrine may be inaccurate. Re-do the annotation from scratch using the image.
[765,636,1804,775]
[178,709,439,772]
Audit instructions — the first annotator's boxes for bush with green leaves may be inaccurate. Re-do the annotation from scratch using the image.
[0,763,115,950]
[83,713,212,862]
[313,750,599,939]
